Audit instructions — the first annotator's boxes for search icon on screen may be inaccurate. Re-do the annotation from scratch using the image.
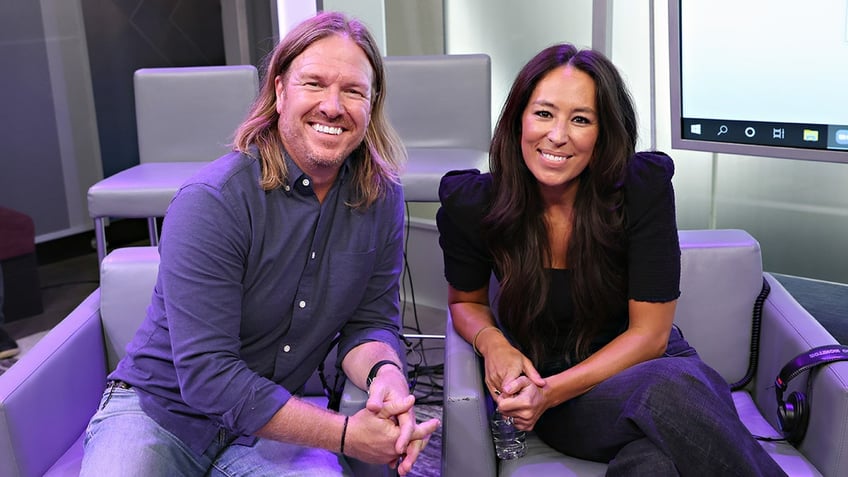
[717,125,728,136]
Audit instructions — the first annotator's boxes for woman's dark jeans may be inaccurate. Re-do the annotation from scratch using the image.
[535,327,786,477]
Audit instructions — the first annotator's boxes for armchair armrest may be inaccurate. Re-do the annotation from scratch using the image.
[338,379,369,416]
[442,310,497,477]
[0,290,106,477]
[754,273,848,477]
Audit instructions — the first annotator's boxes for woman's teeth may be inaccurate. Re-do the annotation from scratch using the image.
[541,151,567,162]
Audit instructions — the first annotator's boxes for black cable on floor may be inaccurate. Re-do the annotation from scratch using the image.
[398,203,446,405]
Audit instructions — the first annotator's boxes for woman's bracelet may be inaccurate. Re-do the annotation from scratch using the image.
[339,415,350,455]
[472,325,504,356]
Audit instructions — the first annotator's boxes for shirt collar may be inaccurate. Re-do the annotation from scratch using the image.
[281,150,353,197]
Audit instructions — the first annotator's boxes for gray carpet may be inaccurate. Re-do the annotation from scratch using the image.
[408,404,442,477]
[772,273,848,345]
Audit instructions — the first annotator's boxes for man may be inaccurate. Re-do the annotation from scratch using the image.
[81,11,438,476]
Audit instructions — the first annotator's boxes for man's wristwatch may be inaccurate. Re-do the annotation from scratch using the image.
[366,359,402,390]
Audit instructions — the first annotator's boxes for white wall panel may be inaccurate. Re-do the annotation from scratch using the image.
[445,0,593,130]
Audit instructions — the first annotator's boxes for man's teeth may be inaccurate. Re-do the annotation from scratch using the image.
[541,151,567,162]
[313,124,342,135]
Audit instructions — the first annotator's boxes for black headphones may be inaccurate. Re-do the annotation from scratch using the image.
[774,344,848,446]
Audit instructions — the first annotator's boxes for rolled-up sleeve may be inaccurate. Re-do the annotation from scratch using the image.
[160,183,289,436]
[336,183,405,365]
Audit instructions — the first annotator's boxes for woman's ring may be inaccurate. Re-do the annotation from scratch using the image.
[494,389,501,396]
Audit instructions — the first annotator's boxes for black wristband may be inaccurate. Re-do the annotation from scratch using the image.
[339,415,349,455]
[366,359,401,390]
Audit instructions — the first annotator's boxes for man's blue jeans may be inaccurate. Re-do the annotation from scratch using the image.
[80,384,353,477]
[534,327,787,477]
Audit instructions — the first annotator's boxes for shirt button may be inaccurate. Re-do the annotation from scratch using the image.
[298,300,307,308]
[283,344,291,352]
[302,178,310,187]
[310,251,316,260]
[284,185,291,192]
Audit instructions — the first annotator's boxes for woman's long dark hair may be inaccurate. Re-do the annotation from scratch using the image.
[483,44,638,365]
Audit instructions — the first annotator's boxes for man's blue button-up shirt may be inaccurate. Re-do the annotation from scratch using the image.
[110,148,405,456]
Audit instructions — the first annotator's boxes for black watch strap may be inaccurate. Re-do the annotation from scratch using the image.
[366,360,401,390]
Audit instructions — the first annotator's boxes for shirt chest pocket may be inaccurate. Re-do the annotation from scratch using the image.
[326,248,377,311]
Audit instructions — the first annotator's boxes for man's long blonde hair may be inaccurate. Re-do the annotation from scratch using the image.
[233,11,405,208]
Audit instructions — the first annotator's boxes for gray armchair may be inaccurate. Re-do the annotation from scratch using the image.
[0,247,388,476]
[442,229,848,477]
[383,53,491,203]
[87,65,259,265]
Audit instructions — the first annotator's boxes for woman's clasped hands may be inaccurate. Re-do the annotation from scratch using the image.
[482,338,548,431]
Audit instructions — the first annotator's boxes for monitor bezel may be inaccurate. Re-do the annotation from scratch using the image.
[668,0,848,164]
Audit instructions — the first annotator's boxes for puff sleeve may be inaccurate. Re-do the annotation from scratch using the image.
[624,151,681,302]
[436,170,495,292]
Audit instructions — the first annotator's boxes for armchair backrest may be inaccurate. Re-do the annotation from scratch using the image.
[99,247,160,370]
[134,65,258,164]
[383,54,491,152]
[382,54,492,202]
[675,229,763,384]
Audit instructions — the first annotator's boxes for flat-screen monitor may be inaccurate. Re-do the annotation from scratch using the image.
[668,0,848,163]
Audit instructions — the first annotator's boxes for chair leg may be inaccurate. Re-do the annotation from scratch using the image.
[94,217,107,266]
[147,217,159,247]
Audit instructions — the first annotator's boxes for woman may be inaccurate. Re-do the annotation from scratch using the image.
[436,43,785,476]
